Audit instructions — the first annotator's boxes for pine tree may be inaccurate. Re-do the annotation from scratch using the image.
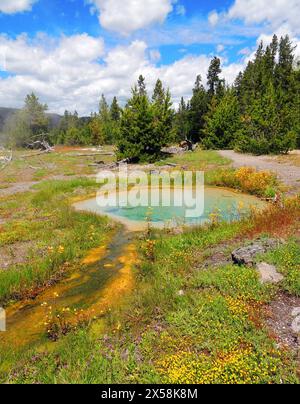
[99,94,110,121]
[117,77,173,162]
[152,79,165,104]
[175,97,190,141]
[24,93,49,137]
[233,35,298,155]
[275,35,295,92]
[202,89,241,149]
[188,75,209,142]
[98,94,113,144]
[237,80,296,154]
[109,96,121,143]
[110,96,120,122]
[207,57,224,97]
[152,83,174,147]
[294,62,300,147]
[137,75,147,96]
[5,93,49,147]
[89,113,105,146]
[118,86,153,161]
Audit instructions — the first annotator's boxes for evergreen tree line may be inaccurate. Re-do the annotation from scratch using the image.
[2,35,299,158]
[3,93,49,147]
[50,95,121,146]
[176,35,300,154]
[2,93,121,148]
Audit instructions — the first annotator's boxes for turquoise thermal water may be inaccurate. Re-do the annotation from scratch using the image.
[74,186,265,230]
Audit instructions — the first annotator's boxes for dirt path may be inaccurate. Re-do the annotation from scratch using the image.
[219,150,300,194]
[0,174,97,197]
[0,181,39,197]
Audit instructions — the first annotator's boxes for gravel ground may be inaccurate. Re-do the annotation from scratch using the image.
[219,150,300,194]
[266,293,300,352]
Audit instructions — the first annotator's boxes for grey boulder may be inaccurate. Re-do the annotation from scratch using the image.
[232,239,281,267]
[256,262,284,284]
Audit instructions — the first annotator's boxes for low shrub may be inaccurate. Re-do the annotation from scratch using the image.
[206,166,278,197]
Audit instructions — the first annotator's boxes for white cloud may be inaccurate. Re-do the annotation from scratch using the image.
[256,27,300,60]
[149,49,161,63]
[175,4,186,16]
[238,47,251,56]
[217,44,225,53]
[0,34,106,113]
[87,0,173,35]
[227,0,300,36]
[208,10,219,27]
[0,33,242,115]
[0,0,37,14]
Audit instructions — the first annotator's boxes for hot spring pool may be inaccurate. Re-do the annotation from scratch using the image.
[74,186,265,231]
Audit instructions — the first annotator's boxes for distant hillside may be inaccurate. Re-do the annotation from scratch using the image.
[0,107,62,132]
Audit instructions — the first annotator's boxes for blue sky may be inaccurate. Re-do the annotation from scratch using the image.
[0,0,299,114]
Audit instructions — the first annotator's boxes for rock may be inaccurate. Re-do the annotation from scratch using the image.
[150,170,160,175]
[232,238,281,267]
[178,290,185,296]
[171,227,184,235]
[232,244,265,266]
[162,146,185,155]
[256,262,284,284]
[291,316,300,334]
[291,307,300,318]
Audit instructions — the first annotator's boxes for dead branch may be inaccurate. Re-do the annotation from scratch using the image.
[0,149,13,171]
[20,150,52,159]
[89,158,129,170]
[29,165,42,170]
[26,139,54,152]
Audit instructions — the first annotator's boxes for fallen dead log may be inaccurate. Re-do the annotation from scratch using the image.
[26,140,54,152]
[73,152,115,157]
[28,165,42,170]
[21,149,53,158]
[89,158,130,170]
[89,163,105,167]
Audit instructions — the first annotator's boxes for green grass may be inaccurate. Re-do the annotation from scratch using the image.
[156,149,230,170]
[259,240,300,296]
[5,213,299,384]
[0,178,112,304]
[0,146,115,185]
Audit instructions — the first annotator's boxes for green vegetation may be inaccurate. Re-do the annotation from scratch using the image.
[4,94,49,148]
[117,77,174,162]
[0,178,113,304]
[260,241,300,296]
[233,36,299,154]
[0,142,299,384]
[175,35,299,155]
[51,94,121,146]
[157,149,279,198]
[156,148,230,170]
[0,30,299,382]
[3,199,299,384]
[206,166,279,198]
[0,146,115,185]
